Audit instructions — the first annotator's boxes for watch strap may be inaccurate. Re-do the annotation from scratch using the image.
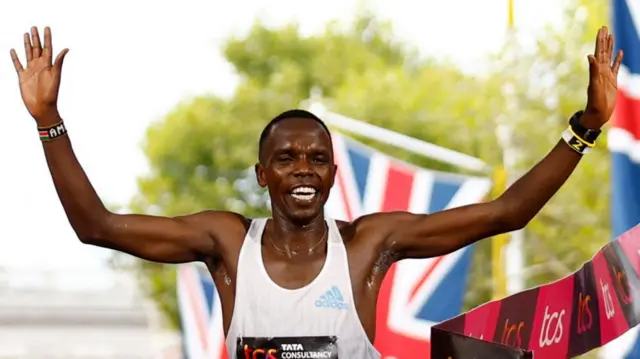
[568,110,601,145]
[562,127,592,155]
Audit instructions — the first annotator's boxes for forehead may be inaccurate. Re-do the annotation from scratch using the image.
[264,118,332,150]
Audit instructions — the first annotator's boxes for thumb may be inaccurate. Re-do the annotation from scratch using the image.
[588,55,598,77]
[53,48,69,72]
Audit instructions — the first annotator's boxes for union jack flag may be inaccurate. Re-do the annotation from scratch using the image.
[177,263,227,359]
[602,1,640,358]
[325,133,491,358]
[177,132,491,359]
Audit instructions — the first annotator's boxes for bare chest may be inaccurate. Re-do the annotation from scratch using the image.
[261,246,328,290]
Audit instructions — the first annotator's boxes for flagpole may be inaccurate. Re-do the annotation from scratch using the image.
[504,0,526,296]
[507,0,514,30]
[492,0,525,300]
[491,167,508,299]
[305,98,490,173]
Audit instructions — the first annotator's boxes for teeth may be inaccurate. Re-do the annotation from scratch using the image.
[292,186,316,194]
[291,193,316,201]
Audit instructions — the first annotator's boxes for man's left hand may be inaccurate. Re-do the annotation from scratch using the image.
[583,26,624,129]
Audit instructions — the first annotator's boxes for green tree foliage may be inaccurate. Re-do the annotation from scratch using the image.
[494,0,610,290]
[117,6,613,353]
[487,2,608,357]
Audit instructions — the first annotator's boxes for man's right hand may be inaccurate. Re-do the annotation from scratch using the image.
[8,26,236,265]
[10,26,69,125]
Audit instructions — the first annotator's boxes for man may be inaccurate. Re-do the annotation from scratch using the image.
[10,26,622,358]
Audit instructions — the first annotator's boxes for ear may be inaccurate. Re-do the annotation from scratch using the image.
[330,163,338,188]
[255,163,268,188]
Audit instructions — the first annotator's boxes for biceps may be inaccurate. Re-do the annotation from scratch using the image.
[91,213,214,263]
[388,203,507,259]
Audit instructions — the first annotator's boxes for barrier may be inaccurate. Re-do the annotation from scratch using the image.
[431,223,640,359]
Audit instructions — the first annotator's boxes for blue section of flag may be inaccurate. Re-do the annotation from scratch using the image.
[613,0,640,73]
[415,247,474,323]
[347,144,371,200]
[428,179,463,214]
[612,153,640,238]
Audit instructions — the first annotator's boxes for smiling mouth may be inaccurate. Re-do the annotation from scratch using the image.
[290,186,318,202]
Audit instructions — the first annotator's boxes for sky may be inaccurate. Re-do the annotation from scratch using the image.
[0,0,565,277]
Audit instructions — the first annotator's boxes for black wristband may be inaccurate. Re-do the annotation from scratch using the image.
[562,127,592,155]
[38,121,67,142]
[568,110,601,145]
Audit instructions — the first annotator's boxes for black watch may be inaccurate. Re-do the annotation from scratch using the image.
[569,110,601,144]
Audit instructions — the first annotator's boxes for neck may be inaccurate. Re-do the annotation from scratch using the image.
[267,211,327,254]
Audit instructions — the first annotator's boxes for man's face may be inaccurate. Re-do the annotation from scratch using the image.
[256,118,337,224]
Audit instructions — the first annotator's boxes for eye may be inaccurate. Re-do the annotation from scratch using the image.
[277,154,293,162]
[312,155,328,164]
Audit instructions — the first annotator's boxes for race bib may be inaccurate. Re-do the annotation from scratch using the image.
[236,336,338,359]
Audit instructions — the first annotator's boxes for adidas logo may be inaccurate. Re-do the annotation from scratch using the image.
[314,285,349,310]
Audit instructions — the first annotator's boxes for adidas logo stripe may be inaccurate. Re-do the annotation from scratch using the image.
[314,285,349,310]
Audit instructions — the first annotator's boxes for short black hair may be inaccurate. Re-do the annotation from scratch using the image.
[258,109,332,163]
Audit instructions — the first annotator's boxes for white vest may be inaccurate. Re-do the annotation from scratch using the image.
[225,218,380,359]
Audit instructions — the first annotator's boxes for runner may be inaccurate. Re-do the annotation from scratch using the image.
[10,26,622,358]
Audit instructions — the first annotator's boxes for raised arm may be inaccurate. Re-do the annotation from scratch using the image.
[10,26,236,263]
[366,26,623,260]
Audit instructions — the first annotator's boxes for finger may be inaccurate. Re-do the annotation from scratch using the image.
[612,50,624,75]
[588,55,598,77]
[53,48,69,72]
[43,26,52,61]
[10,49,24,73]
[31,26,42,58]
[603,27,610,60]
[23,33,32,62]
[597,27,607,62]
[594,27,602,58]
[608,34,614,62]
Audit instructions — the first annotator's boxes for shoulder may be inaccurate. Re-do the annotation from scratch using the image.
[334,211,417,244]
[178,210,252,240]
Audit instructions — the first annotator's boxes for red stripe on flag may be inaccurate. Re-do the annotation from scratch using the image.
[217,337,228,359]
[375,264,431,358]
[380,162,414,212]
[409,256,444,302]
[375,162,429,357]
[614,89,640,139]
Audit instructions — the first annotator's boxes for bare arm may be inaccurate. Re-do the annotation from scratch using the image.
[366,27,623,260]
[11,27,237,263]
[375,140,582,259]
[42,130,233,263]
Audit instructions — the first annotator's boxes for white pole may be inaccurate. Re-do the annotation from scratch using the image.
[307,101,490,173]
[499,0,525,295]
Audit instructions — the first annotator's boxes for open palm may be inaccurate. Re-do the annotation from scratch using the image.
[584,26,624,128]
[10,27,68,123]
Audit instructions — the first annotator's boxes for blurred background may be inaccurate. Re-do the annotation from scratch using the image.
[0,0,637,358]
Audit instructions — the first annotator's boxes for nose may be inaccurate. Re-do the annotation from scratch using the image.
[293,159,314,177]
